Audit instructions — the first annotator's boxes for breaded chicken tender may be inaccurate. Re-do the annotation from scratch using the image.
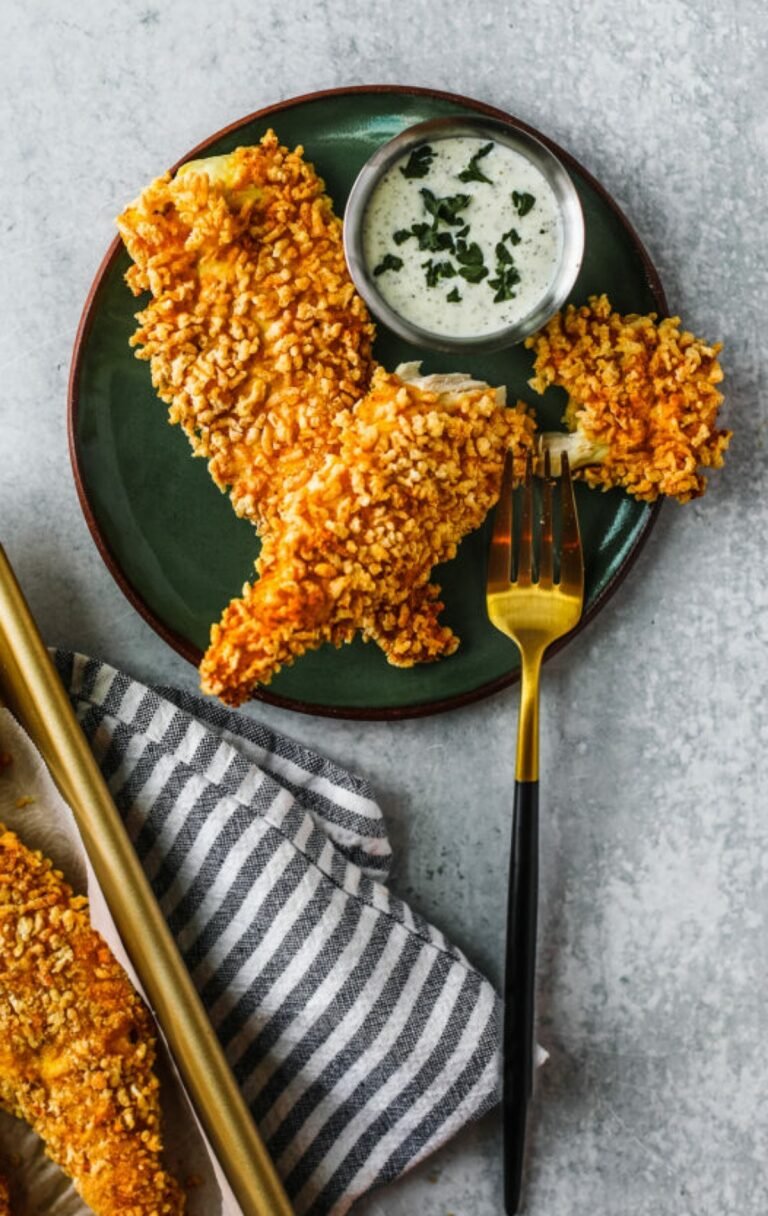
[200,365,536,705]
[117,131,375,527]
[528,293,729,502]
[0,826,184,1216]
[118,135,536,705]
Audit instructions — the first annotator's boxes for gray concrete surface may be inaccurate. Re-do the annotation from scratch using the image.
[2,0,766,1212]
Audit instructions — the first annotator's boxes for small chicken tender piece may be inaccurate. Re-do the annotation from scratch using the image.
[117,131,375,527]
[0,826,185,1216]
[200,366,536,705]
[527,293,729,502]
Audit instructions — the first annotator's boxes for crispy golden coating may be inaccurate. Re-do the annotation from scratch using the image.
[118,136,536,704]
[0,1172,9,1216]
[117,131,375,528]
[200,367,536,704]
[527,293,730,502]
[0,826,184,1216]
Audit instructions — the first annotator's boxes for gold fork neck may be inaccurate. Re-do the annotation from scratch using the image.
[516,646,545,783]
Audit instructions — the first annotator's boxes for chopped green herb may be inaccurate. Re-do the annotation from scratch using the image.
[458,264,489,284]
[393,228,413,245]
[512,190,536,217]
[423,260,440,288]
[495,242,514,264]
[456,223,471,239]
[410,222,456,253]
[373,253,404,276]
[420,188,471,226]
[455,238,485,267]
[488,262,521,301]
[453,237,487,283]
[422,259,456,287]
[446,287,462,302]
[501,226,521,245]
[457,141,494,184]
[400,145,436,179]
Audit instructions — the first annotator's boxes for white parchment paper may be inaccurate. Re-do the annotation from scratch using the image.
[0,708,245,1216]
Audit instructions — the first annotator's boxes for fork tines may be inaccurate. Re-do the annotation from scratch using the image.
[489,448,582,592]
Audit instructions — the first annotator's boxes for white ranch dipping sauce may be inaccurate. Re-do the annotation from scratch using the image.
[362,137,563,339]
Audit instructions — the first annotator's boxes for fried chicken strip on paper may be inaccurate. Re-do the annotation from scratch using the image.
[0,826,184,1216]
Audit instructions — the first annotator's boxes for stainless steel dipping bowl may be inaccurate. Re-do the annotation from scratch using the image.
[343,115,585,354]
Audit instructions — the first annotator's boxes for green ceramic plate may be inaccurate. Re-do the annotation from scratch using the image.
[69,86,664,719]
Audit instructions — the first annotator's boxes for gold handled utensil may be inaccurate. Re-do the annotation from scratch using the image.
[486,451,584,1214]
[0,542,294,1216]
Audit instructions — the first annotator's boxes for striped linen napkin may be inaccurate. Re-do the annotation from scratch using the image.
[52,651,501,1216]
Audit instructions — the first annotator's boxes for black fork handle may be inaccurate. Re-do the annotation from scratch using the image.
[503,778,539,1214]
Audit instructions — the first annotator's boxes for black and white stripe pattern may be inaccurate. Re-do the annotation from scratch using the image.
[53,652,501,1216]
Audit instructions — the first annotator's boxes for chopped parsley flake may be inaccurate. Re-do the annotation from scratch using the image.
[458,264,489,284]
[512,190,536,217]
[455,238,485,267]
[420,188,471,226]
[446,287,462,302]
[488,261,521,301]
[373,253,404,276]
[423,259,457,288]
[457,142,494,184]
[410,222,456,253]
[400,145,436,179]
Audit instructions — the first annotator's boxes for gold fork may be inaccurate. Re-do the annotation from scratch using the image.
[487,449,584,1214]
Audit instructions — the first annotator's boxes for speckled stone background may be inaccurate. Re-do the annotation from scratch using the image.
[2,1,766,1212]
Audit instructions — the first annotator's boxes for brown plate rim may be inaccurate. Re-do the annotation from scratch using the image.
[68,83,666,721]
